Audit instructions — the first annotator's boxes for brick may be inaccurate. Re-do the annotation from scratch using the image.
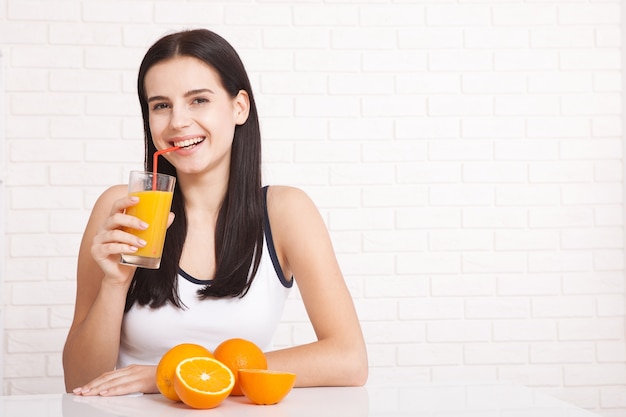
[463,162,527,183]
[430,184,494,206]
[4,211,48,234]
[364,276,429,298]
[429,50,492,71]
[329,119,393,140]
[495,51,558,71]
[594,249,624,272]
[261,118,327,140]
[463,73,527,94]
[464,343,529,365]
[3,307,48,330]
[562,272,624,295]
[49,211,90,234]
[530,342,595,364]
[294,142,360,163]
[497,274,561,296]
[530,28,594,48]
[426,5,490,25]
[363,140,427,163]
[559,318,624,341]
[399,298,463,320]
[293,5,358,26]
[261,73,326,94]
[498,366,563,387]
[466,299,530,320]
[50,70,121,92]
[529,252,592,273]
[495,185,560,206]
[396,118,459,139]
[363,51,427,72]
[398,253,461,275]
[463,207,527,229]
[594,72,621,93]
[398,344,462,366]
[528,72,592,93]
[5,69,47,92]
[354,299,397,321]
[495,95,560,115]
[592,116,622,137]
[397,73,460,94]
[560,50,621,71]
[50,164,124,186]
[465,28,528,48]
[432,366,497,383]
[561,139,622,160]
[154,3,222,24]
[397,207,461,229]
[597,342,626,363]
[10,140,81,163]
[331,73,395,94]
[493,322,557,347]
[562,183,622,205]
[495,230,559,251]
[596,295,625,318]
[10,187,82,210]
[595,161,622,182]
[601,387,626,408]
[295,96,360,118]
[492,5,556,26]
[263,28,330,49]
[530,207,593,229]
[429,230,492,251]
[594,206,623,227]
[397,162,461,184]
[49,23,122,45]
[339,253,395,276]
[11,93,83,116]
[398,28,462,49]
[83,1,152,23]
[330,164,394,185]
[10,235,80,258]
[561,228,623,250]
[532,296,595,318]
[564,365,626,386]
[360,5,425,26]
[8,0,80,21]
[85,141,144,163]
[530,161,593,183]
[85,93,139,116]
[427,321,491,342]
[595,27,621,48]
[4,164,47,187]
[363,185,427,207]
[362,321,425,344]
[428,96,493,116]
[7,329,69,353]
[431,276,495,297]
[363,230,426,253]
[558,4,620,25]
[462,118,525,138]
[561,94,621,115]
[331,28,397,50]
[463,252,527,274]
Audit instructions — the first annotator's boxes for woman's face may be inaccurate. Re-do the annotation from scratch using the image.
[144,56,249,177]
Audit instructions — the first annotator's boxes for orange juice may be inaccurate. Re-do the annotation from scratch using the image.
[123,190,173,260]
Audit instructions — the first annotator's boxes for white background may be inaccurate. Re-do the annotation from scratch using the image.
[1,1,625,416]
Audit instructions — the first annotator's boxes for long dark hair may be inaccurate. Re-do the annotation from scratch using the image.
[125,29,264,311]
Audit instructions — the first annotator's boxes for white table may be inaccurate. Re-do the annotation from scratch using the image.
[0,381,601,416]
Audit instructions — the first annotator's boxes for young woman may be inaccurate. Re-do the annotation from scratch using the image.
[62,29,368,396]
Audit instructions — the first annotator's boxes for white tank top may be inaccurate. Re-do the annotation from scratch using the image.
[117,192,292,367]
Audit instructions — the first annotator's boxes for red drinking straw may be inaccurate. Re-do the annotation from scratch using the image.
[152,146,180,190]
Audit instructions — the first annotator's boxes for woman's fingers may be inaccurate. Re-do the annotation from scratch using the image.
[73,365,156,397]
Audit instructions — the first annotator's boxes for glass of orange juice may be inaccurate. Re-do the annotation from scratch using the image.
[120,171,176,269]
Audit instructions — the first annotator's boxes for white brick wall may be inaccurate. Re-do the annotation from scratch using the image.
[1,1,625,416]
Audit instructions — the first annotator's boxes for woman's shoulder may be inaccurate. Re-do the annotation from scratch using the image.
[265,185,316,213]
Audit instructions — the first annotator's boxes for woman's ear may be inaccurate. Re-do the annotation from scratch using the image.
[234,90,250,125]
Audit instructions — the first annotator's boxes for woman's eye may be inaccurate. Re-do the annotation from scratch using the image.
[151,103,169,111]
[192,97,209,105]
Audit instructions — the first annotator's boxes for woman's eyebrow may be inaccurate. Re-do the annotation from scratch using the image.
[147,88,215,103]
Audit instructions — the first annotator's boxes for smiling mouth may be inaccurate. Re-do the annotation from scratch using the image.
[172,137,205,149]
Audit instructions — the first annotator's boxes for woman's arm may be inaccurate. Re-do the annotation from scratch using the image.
[264,186,369,387]
[62,185,151,393]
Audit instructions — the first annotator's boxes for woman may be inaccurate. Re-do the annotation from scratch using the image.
[62,29,368,396]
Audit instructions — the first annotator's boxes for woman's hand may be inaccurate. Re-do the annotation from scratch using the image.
[90,195,146,286]
[72,365,158,397]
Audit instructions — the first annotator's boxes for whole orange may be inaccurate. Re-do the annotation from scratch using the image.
[213,338,268,396]
[238,369,296,405]
[174,357,234,409]
[156,343,214,401]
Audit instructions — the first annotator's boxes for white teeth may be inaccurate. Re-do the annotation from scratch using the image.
[174,137,204,148]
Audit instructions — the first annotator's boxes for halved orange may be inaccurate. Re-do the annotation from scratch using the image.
[213,338,267,396]
[156,343,214,401]
[238,369,296,405]
[173,357,234,409]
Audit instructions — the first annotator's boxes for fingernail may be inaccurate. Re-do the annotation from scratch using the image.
[130,196,139,203]
[128,246,138,252]
[140,221,149,229]
[72,387,82,394]
[138,239,147,247]
[99,390,108,396]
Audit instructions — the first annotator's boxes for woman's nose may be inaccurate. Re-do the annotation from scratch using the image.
[170,106,192,129]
